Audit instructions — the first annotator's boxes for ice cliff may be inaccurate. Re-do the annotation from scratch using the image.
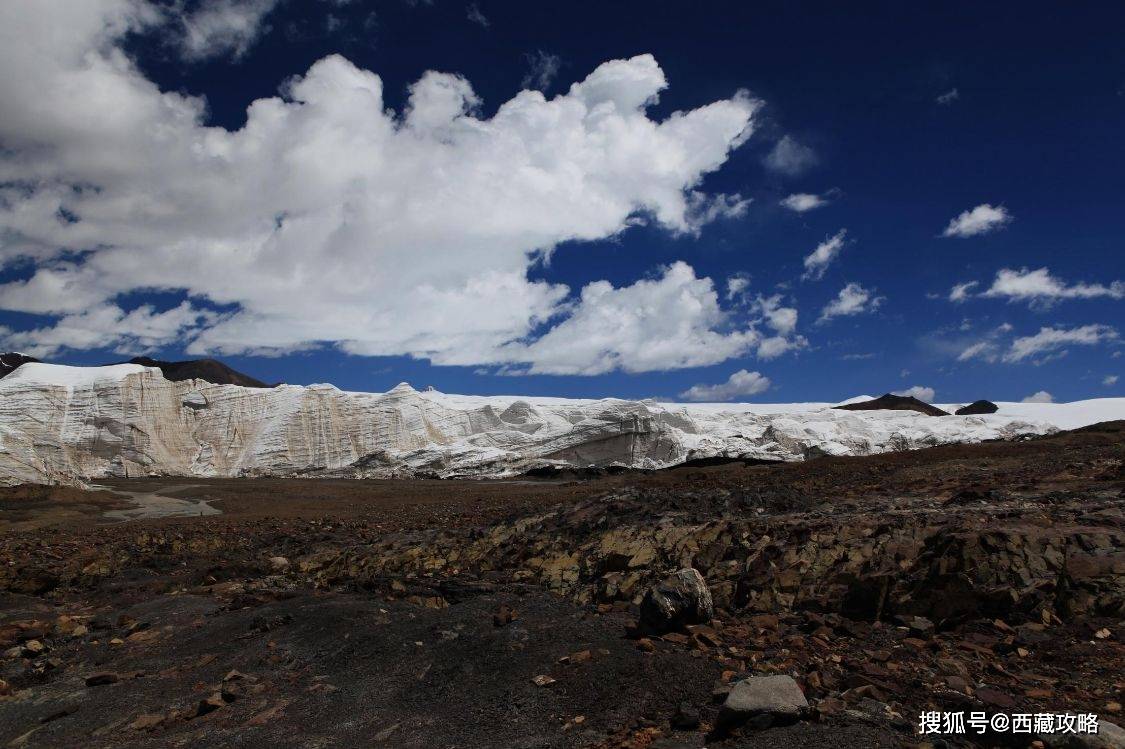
[1,363,1122,486]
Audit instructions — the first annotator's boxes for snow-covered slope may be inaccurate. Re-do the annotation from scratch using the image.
[1,364,1122,486]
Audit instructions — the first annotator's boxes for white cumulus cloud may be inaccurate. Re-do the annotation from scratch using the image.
[893,385,935,402]
[679,369,771,402]
[0,4,764,376]
[752,294,798,337]
[818,282,882,323]
[521,50,562,91]
[484,263,799,375]
[176,0,280,60]
[725,275,751,302]
[802,229,847,281]
[0,302,219,359]
[942,204,1012,238]
[948,281,979,303]
[780,192,829,212]
[1104,375,1119,386]
[981,267,1125,306]
[936,88,960,105]
[1021,390,1054,403]
[1003,324,1119,363]
[957,340,996,362]
[763,135,817,176]
[747,293,805,359]
[466,3,488,27]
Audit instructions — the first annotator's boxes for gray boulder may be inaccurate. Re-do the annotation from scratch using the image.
[718,675,808,730]
[639,568,713,635]
[1040,721,1125,749]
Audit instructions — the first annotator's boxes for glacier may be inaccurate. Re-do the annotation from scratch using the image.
[1,362,1123,486]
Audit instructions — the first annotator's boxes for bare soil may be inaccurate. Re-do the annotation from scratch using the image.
[0,423,1122,747]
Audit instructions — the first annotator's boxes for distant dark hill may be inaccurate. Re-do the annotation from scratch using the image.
[834,393,951,417]
[128,357,271,388]
[0,352,38,378]
[955,400,999,415]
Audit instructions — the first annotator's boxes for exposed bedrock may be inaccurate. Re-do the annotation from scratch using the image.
[308,483,1125,627]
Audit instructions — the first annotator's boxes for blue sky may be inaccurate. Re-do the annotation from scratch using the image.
[0,0,1121,402]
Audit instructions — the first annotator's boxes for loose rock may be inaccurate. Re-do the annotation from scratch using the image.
[492,605,517,627]
[129,714,165,731]
[639,568,713,635]
[671,702,701,730]
[193,693,226,718]
[84,672,119,687]
[718,675,809,731]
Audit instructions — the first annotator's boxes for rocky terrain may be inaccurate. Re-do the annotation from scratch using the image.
[3,362,1121,488]
[0,422,1122,747]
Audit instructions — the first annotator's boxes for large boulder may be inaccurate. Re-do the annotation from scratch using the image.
[718,675,809,730]
[638,568,713,635]
[956,400,999,415]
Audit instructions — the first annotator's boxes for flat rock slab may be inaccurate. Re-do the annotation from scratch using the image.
[719,675,809,729]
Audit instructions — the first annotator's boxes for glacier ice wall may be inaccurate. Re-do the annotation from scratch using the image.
[1,363,1117,486]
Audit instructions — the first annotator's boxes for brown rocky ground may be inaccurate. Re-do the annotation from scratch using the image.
[0,423,1122,747]
[0,485,130,533]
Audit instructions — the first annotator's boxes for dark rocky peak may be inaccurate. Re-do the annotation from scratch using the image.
[955,400,999,415]
[834,393,951,417]
[128,357,271,388]
[0,352,38,378]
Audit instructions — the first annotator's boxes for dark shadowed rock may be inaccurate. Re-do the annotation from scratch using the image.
[718,675,809,730]
[221,681,246,703]
[492,605,517,627]
[85,672,119,687]
[639,568,713,635]
[956,400,999,415]
[192,692,226,718]
[0,352,274,387]
[127,357,272,388]
[0,352,38,379]
[671,701,701,730]
[835,393,950,416]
